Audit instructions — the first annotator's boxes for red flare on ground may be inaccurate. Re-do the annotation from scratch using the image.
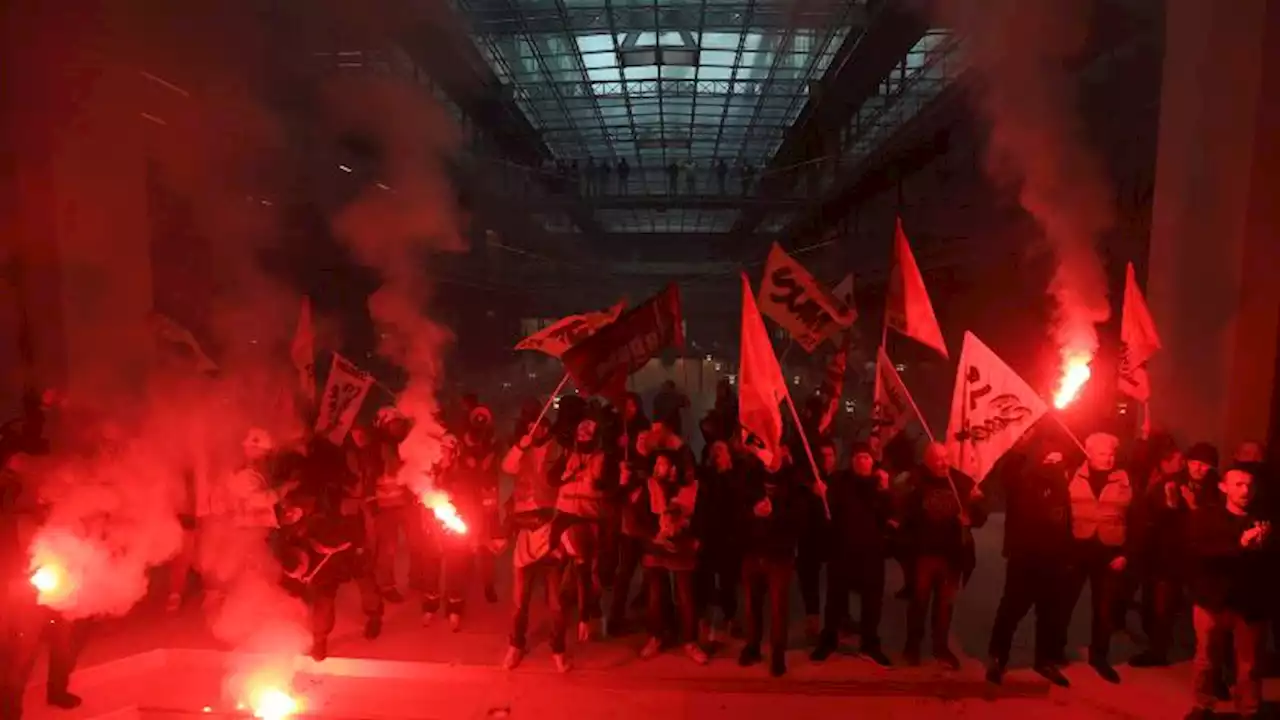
[240,685,301,720]
[1053,352,1092,409]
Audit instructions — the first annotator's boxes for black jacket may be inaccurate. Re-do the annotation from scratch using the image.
[1001,461,1073,561]
[738,460,803,559]
[899,468,988,572]
[1189,505,1272,621]
[1141,471,1220,579]
[693,462,744,554]
[827,469,892,558]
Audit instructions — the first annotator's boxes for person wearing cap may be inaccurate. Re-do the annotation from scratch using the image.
[811,441,893,667]
[1129,442,1215,668]
[1062,432,1137,683]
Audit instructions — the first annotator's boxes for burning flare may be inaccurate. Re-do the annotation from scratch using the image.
[30,564,63,595]
[423,490,467,534]
[242,686,301,720]
[1054,352,1092,409]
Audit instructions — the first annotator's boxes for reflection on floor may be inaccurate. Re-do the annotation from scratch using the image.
[21,514,1278,719]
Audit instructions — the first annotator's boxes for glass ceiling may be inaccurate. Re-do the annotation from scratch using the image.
[457,0,867,232]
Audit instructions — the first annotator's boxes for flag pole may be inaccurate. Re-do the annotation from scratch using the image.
[1046,410,1088,454]
[782,393,832,519]
[532,373,571,430]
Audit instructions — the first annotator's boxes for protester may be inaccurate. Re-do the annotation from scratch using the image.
[693,440,743,642]
[551,415,609,641]
[795,440,835,640]
[633,450,707,664]
[1185,468,1272,719]
[1063,432,1137,683]
[812,441,893,667]
[899,442,987,669]
[738,447,802,677]
[986,445,1073,687]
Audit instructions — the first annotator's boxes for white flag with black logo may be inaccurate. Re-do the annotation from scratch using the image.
[314,353,374,445]
[945,332,1048,483]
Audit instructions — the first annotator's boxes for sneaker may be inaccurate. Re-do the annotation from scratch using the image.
[552,653,571,673]
[639,637,662,660]
[986,661,1005,685]
[448,613,462,633]
[310,637,328,662]
[684,642,709,666]
[738,644,763,667]
[364,616,383,640]
[503,646,524,671]
[1034,664,1071,688]
[935,649,961,671]
[165,592,182,613]
[382,588,405,603]
[46,691,82,710]
[769,652,787,677]
[1128,650,1169,668]
[578,620,597,642]
[421,596,441,626]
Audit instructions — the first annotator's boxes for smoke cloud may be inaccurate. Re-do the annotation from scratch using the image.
[936,0,1114,365]
[324,74,468,491]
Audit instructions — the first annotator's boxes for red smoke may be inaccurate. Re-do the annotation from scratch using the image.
[325,75,468,492]
[937,0,1115,394]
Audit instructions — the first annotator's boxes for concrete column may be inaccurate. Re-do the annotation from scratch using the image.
[1146,0,1280,453]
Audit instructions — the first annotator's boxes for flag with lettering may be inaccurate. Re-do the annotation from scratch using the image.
[1117,263,1161,401]
[148,312,218,375]
[945,332,1048,483]
[515,301,625,359]
[824,274,858,345]
[886,219,948,358]
[291,296,316,403]
[738,273,788,465]
[757,243,855,352]
[314,353,374,445]
[562,285,684,400]
[872,347,917,446]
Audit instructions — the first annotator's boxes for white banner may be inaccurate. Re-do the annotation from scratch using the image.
[314,353,374,445]
[945,332,1048,483]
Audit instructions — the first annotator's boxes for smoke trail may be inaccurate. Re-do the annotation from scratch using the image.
[936,0,1114,373]
[325,74,468,493]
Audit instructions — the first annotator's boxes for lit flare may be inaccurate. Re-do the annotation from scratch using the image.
[1053,354,1092,409]
[30,565,62,594]
[244,686,301,720]
[423,491,468,534]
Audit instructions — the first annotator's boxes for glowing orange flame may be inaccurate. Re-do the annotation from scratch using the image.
[30,565,62,594]
[423,491,467,534]
[1054,354,1092,409]
[241,686,301,720]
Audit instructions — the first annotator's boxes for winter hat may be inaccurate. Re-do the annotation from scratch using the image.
[1185,442,1220,468]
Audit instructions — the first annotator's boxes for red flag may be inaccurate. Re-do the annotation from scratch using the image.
[1118,263,1161,401]
[886,219,948,358]
[872,347,918,446]
[562,285,684,399]
[738,273,788,465]
[515,301,624,358]
[291,296,316,403]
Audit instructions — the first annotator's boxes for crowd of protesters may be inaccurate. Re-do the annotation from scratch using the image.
[1,378,1277,719]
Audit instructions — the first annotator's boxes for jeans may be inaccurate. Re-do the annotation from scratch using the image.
[695,547,741,623]
[510,560,570,654]
[742,554,793,654]
[906,554,960,655]
[646,567,697,643]
[1191,606,1263,714]
[311,559,383,640]
[0,603,86,715]
[607,535,645,628]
